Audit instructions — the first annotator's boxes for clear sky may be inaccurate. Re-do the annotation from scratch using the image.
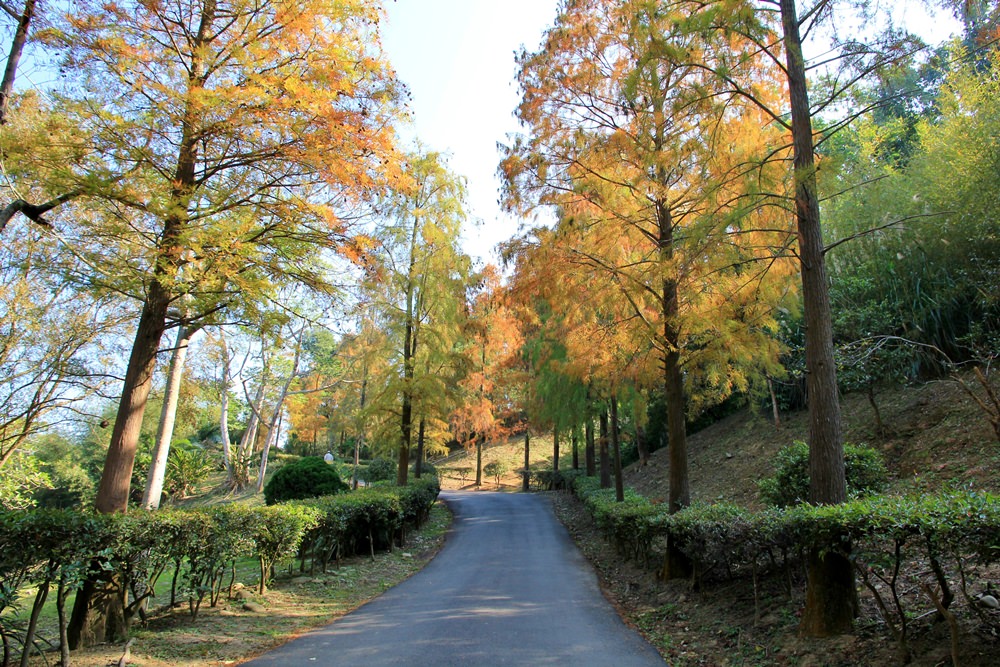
[380,0,961,268]
[381,0,560,267]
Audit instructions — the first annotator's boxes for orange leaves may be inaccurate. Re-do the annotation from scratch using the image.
[499,0,800,412]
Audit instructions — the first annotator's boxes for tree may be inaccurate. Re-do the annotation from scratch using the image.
[0,214,126,471]
[45,0,402,522]
[63,0,403,619]
[502,1,796,550]
[450,265,524,487]
[365,149,471,486]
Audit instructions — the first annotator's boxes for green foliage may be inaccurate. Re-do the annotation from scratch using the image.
[0,451,51,510]
[483,459,509,487]
[263,456,349,506]
[363,457,397,484]
[165,442,215,499]
[757,441,888,508]
[413,461,437,478]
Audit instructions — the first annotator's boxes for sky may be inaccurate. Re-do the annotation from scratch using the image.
[379,0,962,268]
[381,0,560,267]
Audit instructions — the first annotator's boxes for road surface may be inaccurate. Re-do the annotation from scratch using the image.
[241,490,666,666]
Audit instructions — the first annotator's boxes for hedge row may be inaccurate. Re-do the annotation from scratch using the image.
[568,475,1000,649]
[0,478,439,660]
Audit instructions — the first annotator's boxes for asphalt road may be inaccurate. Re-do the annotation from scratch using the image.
[241,490,666,666]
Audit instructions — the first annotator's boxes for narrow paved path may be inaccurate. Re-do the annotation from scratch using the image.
[241,491,666,666]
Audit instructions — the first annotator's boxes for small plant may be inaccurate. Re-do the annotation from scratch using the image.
[263,456,348,505]
[165,442,215,499]
[758,441,888,507]
[483,459,509,488]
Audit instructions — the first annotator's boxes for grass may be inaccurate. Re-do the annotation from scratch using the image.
[15,501,451,667]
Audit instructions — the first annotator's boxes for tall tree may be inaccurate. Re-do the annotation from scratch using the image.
[46,0,402,519]
[502,0,795,533]
[365,149,470,485]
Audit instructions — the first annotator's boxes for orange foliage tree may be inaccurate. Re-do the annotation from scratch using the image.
[53,0,403,647]
[501,0,798,564]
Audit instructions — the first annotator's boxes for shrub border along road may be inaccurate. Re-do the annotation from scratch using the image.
[0,477,440,665]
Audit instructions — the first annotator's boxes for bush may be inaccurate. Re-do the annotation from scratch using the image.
[412,461,437,478]
[264,456,349,505]
[758,441,888,508]
[483,460,508,487]
[364,457,397,483]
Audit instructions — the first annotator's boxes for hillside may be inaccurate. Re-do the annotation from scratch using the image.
[438,373,1000,665]
[625,372,1000,507]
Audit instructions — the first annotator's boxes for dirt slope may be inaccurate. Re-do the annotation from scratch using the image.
[626,373,1000,508]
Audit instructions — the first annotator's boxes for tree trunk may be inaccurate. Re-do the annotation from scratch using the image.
[475,435,483,487]
[610,394,624,502]
[636,424,649,467]
[219,335,233,478]
[599,409,610,489]
[522,431,531,491]
[256,330,303,494]
[768,375,782,430]
[585,416,595,477]
[571,427,579,470]
[780,0,852,636]
[0,0,36,124]
[415,417,426,478]
[552,425,559,472]
[143,325,193,510]
[397,322,413,487]
[93,283,172,515]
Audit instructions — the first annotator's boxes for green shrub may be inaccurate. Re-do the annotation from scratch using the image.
[263,456,348,506]
[412,461,437,478]
[364,457,397,483]
[757,441,888,508]
[483,460,508,487]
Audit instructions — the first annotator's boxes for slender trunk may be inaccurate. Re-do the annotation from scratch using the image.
[571,427,579,470]
[636,424,649,467]
[353,373,367,489]
[256,332,303,494]
[219,349,233,477]
[143,325,193,510]
[255,413,280,494]
[780,0,853,636]
[599,409,610,488]
[866,385,884,436]
[610,394,624,502]
[398,317,413,486]
[522,431,530,492]
[658,195,692,579]
[552,425,559,472]
[415,417,426,478]
[0,0,36,124]
[475,436,483,486]
[585,416,595,477]
[768,375,782,430]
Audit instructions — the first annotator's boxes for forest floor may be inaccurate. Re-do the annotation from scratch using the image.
[540,373,1000,666]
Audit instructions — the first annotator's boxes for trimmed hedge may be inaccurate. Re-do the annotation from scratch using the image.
[0,478,440,659]
[567,474,1000,652]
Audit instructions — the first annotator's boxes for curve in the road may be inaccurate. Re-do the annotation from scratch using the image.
[241,490,666,666]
